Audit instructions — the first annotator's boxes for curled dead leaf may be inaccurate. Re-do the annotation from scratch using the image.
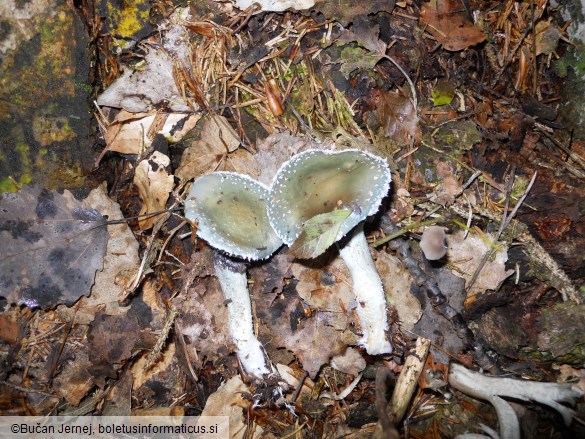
[133,151,174,230]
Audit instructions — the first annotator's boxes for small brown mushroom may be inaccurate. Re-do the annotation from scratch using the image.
[420,226,448,260]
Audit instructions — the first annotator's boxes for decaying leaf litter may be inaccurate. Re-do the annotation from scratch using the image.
[1,0,585,437]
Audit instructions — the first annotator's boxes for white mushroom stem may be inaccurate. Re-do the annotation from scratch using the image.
[214,253,270,378]
[338,224,393,355]
[449,363,583,439]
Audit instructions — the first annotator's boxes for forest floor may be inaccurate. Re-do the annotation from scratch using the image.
[1,0,584,438]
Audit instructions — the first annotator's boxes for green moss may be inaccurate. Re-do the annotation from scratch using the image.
[426,119,482,152]
[495,174,529,203]
[526,302,585,366]
[0,171,32,192]
[339,44,381,78]
[74,81,93,94]
[519,347,556,362]
[0,179,18,193]
[555,43,585,79]
[15,142,32,173]
[0,20,12,42]
[520,345,585,366]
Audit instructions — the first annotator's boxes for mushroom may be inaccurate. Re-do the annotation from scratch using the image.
[449,363,583,439]
[268,148,393,355]
[420,226,448,260]
[184,172,283,378]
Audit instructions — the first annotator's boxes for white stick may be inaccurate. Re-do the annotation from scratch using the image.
[338,225,392,355]
[449,363,583,439]
[214,258,270,378]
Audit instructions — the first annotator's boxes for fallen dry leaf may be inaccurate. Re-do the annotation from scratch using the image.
[176,115,246,181]
[52,350,95,406]
[250,252,293,298]
[375,90,421,144]
[291,255,355,331]
[57,184,140,324]
[0,309,19,344]
[200,375,264,439]
[253,244,418,378]
[133,151,174,230]
[535,18,562,56]
[0,185,109,309]
[102,371,133,416]
[433,175,461,205]
[331,347,366,376]
[177,142,257,181]
[447,231,513,296]
[376,251,421,331]
[97,46,192,113]
[252,131,329,185]
[420,0,486,51]
[175,271,234,369]
[103,110,201,155]
[87,312,143,365]
[256,278,355,379]
[339,45,382,78]
[413,268,467,364]
[235,0,313,12]
[313,2,395,27]
[131,343,177,391]
[201,115,241,153]
[339,15,387,54]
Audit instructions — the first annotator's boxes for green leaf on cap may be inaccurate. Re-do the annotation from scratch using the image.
[289,209,352,259]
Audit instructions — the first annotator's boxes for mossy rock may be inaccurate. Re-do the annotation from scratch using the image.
[0,0,92,191]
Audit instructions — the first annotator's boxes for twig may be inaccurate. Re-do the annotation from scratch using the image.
[157,220,187,265]
[491,21,536,87]
[535,126,585,172]
[175,321,199,382]
[372,218,442,247]
[382,54,417,109]
[144,307,179,370]
[466,166,516,292]
[119,183,188,302]
[500,170,537,232]
[387,337,431,423]
[467,170,537,294]
[0,380,56,398]
[496,166,517,239]
[290,371,309,404]
[374,367,400,439]
[320,373,363,400]
[461,170,483,192]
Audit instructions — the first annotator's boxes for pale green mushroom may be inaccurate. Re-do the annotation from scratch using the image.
[268,148,393,355]
[184,172,283,377]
